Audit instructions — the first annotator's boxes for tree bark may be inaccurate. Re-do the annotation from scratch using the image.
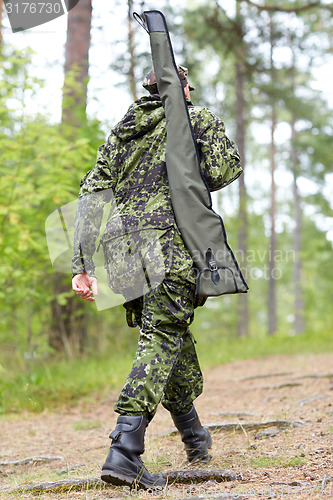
[236,60,249,337]
[235,3,249,337]
[61,0,92,126]
[291,118,304,335]
[50,0,92,356]
[0,0,3,47]
[289,54,304,335]
[268,15,277,336]
[49,276,88,357]
[127,0,137,101]
[50,292,73,359]
[268,108,277,336]
[292,171,304,335]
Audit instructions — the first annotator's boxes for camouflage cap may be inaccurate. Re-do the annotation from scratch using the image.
[142,65,195,94]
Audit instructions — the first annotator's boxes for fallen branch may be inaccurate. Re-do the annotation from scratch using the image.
[209,412,260,417]
[255,427,282,439]
[7,477,103,494]
[297,395,328,406]
[56,463,86,475]
[238,372,293,381]
[2,468,241,494]
[248,382,303,390]
[167,420,305,436]
[0,456,64,467]
[296,374,333,379]
[164,468,241,483]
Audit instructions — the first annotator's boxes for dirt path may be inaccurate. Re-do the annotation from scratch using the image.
[1,352,333,499]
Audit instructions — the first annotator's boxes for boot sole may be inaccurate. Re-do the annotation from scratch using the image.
[101,466,166,490]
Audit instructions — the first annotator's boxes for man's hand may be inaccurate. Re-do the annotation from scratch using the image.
[72,272,98,302]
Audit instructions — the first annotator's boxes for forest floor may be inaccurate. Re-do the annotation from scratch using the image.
[1,352,333,500]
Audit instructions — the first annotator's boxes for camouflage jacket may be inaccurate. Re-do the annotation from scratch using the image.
[72,95,241,277]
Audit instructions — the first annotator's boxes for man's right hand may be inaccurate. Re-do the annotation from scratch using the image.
[72,272,98,302]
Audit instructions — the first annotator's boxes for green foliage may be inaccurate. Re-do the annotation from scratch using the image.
[0,4,332,416]
[0,117,101,348]
[301,219,333,333]
[0,349,134,414]
[1,325,332,415]
[194,323,333,370]
[0,47,106,357]
[181,0,333,338]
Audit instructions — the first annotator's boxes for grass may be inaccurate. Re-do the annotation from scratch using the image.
[194,328,333,369]
[249,455,306,468]
[0,352,134,415]
[72,420,102,431]
[0,328,332,415]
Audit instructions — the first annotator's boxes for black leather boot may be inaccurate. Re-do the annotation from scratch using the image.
[171,406,212,463]
[101,415,166,490]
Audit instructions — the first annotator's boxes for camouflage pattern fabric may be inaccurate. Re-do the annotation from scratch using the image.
[114,228,203,419]
[72,94,241,417]
[102,227,173,302]
[72,95,241,280]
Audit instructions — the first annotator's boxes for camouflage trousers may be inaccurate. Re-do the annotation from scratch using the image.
[114,228,203,420]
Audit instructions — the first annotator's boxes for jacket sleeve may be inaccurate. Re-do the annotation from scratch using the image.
[71,135,118,276]
[194,108,242,192]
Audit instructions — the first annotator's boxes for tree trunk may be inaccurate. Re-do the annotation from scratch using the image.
[50,293,73,359]
[292,166,304,334]
[290,61,304,335]
[49,277,88,357]
[61,0,92,126]
[50,0,92,356]
[289,52,304,335]
[235,2,249,337]
[0,0,3,47]
[236,61,249,337]
[127,0,137,101]
[268,15,277,336]
[268,106,277,336]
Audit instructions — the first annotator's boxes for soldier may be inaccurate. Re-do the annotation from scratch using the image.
[72,66,242,489]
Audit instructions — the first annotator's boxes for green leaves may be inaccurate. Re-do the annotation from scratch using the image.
[0,47,105,357]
